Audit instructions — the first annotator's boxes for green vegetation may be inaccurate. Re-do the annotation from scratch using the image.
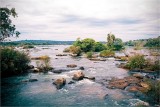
[124,54,159,72]
[106,33,124,51]
[125,36,160,48]
[143,79,160,104]
[100,50,115,57]
[73,38,106,53]
[23,45,34,49]
[145,36,160,47]
[1,47,30,77]
[94,42,106,52]
[86,52,93,58]
[127,54,145,69]
[69,45,82,56]
[0,7,20,41]
[35,55,52,72]
[134,41,145,50]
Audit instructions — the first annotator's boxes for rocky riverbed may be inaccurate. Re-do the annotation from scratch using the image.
[1,45,159,107]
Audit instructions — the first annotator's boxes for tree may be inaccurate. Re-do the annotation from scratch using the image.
[113,38,124,51]
[106,33,124,51]
[0,7,20,41]
[81,38,95,52]
[107,33,115,47]
[94,42,106,52]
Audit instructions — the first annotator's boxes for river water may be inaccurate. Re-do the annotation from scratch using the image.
[1,45,155,107]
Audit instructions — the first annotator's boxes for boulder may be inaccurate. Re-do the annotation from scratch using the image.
[53,78,66,89]
[133,73,144,79]
[126,86,140,92]
[108,79,129,89]
[67,64,77,68]
[79,66,85,70]
[72,71,85,80]
[124,76,141,84]
[139,82,150,90]
[126,86,148,92]
[31,68,40,73]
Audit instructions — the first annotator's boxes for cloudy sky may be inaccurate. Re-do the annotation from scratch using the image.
[1,0,159,41]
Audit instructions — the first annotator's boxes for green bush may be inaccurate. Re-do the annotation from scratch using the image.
[128,54,145,69]
[144,79,160,104]
[69,46,82,56]
[100,50,115,57]
[23,45,34,49]
[63,47,70,52]
[35,55,52,72]
[94,42,106,52]
[149,60,160,71]
[1,47,30,77]
[86,52,93,58]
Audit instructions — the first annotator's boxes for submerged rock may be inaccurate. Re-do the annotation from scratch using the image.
[108,79,129,89]
[84,76,95,81]
[56,54,67,56]
[29,79,38,82]
[53,78,66,89]
[27,65,34,69]
[68,81,75,84]
[133,73,144,79]
[67,64,77,68]
[72,71,85,81]
[21,79,38,82]
[89,58,106,61]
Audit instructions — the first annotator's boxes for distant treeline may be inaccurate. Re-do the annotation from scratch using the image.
[0,40,75,46]
[125,36,160,47]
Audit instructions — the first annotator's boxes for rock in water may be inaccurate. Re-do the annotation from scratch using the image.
[29,79,38,82]
[79,66,85,70]
[72,71,85,81]
[68,81,75,84]
[67,64,77,68]
[53,78,66,89]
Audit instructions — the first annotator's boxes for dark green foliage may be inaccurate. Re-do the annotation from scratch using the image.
[1,47,30,77]
[0,7,20,41]
[106,33,124,51]
[81,38,95,52]
[94,42,106,52]
[100,50,115,57]
[128,54,145,69]
[113,38,124,51]
[73,38,106,52]
[86,52,93,58]
[23,45,34,49]
[145,36,160,47]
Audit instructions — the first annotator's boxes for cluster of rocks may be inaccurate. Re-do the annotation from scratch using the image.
[98,74,151,93]
[52,71,95,89]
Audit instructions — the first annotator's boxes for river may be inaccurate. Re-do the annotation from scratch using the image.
[1,45,156,107]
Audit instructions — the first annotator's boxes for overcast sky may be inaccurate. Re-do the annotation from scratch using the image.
[1,0,159,41]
